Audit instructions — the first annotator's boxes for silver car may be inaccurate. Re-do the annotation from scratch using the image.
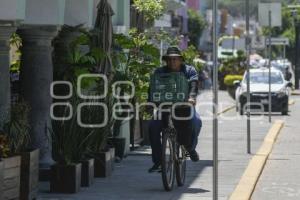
[235,67,292,115]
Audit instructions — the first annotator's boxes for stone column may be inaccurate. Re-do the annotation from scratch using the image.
[0,24,16,128]
[17,25,59,168]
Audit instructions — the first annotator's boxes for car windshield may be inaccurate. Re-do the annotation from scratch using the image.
[271,63,287,73]
[245,72,284,84]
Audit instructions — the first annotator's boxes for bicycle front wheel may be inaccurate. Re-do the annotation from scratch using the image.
[175,145,186,186]
[161,129,175,191]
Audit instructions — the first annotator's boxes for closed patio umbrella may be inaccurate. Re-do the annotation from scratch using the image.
[94,0,114,75]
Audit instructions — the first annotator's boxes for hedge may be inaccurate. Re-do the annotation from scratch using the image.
[224,75,243,86]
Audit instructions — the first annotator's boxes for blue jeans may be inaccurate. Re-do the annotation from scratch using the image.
[148,107,202,165]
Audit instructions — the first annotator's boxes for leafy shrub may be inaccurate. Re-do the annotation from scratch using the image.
[224,75,243,87]
[188,9,206,47]
[0,135,10,159]
[0,101,31,157]
[133,0,166,23]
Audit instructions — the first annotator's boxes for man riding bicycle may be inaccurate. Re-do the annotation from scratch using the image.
[148,47,202,173]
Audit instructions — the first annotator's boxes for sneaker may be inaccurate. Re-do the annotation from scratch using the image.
[189,150,199,162]
[148,164,161,173]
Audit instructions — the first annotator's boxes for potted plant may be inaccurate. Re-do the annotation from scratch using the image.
[51,114,96,192]
[0,101,37,200]
[0,134,21,200]
[87,95,116,178]
[112,30,160,152]
[52,25,120,181]
[87,85,117,177]
[50,118,83,193]
[50,93,94,192]
[0,135,9,200]
[52,25,115,185]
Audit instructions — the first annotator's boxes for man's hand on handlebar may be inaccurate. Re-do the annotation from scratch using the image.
[188,98,196,106]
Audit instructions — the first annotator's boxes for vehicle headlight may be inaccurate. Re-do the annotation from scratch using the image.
[276,88,287,98]
[240,85,247,93]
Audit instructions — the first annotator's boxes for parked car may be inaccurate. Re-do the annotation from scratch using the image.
[235,67,293,115]
[271,59,294,82]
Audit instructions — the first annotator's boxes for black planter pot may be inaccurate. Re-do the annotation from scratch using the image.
[141,120,151,146]
[20,149,39,200]
[50,163,82,193]
[3,156,21,200]
[109,147,115,170]
[93,151,112,178]
[81,159,94,187]
[112,138,126,159]
[106,138,115,170]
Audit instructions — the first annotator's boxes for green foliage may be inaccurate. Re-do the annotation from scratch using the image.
[53,25,105,85]
[262,3,297,45]
[182,45,198,65]
[51,85,116,164]
[182,45,204,71]
[87,94,115,152]
[262,1,300,61]
[133,0,166,23]
[0,135,10,159]
[187,9,206,47]
[220,51,246,75]
[224,75,243,86]
[51,93,87,165]
[9,33,22,73]
[147,29,181,47]
[219,52,246,89]
[113,29,160,104]
[1,101,31,157]
[51,25,115,164]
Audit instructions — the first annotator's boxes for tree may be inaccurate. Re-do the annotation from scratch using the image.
[262,1,300,62]
[132,0,166,23]
[188,9,206,48]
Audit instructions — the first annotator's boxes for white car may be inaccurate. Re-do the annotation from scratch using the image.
[235,67,292,115]
[271,59,294,83]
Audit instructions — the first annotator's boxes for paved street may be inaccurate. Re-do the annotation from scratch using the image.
[252,96,300,200]
[37,90,287,200]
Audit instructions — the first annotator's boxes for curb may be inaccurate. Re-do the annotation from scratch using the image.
[291,91,300,96]
[229,120,284,200]
[217,105,235,116]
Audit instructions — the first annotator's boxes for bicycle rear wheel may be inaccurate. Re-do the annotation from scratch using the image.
[161,129,175,191]
[175,145,186,186]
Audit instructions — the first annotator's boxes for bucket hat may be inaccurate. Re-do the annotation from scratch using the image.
[162,46,183,61]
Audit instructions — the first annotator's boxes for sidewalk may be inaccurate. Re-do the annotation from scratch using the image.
[38,91,272,200]
[291,90,300,96]
[252,96,300,200]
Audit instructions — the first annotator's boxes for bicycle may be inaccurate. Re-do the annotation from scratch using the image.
[149,72,190,191]
[160,110,187,191]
